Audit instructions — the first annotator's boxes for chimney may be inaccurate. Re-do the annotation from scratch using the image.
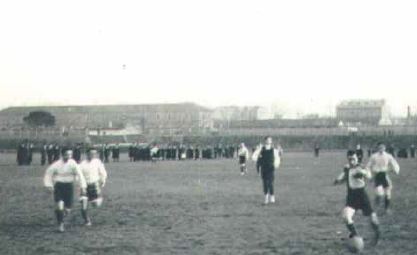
[407,106,411,125]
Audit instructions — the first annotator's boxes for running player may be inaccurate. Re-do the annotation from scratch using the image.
[366,142,400,215]
[255,143,262,175]
[150,145,159,162]
[252,137,281,204]
[44,149,87,232]
[334,150,380,245]
[237,143,249,175]
[79,149,107,226]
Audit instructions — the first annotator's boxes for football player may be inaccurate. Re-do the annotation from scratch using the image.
[254,143,262,175]
[252,137,281,204]
[150,145,159,162]
[237,143,249,175]
[366,142,400,215]
[79,149,108,226]
[334,150,380,245]
[44,149,87,232]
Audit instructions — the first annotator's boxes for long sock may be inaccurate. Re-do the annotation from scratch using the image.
[55,210,64,224]
[346,223,357,237]
[371,222,379,232]
[263,180,268,195]
[375,196,381,207]
[81,209,88,222]
[371,222,380,245]
[269,182,274,195]
[385,197,390,210]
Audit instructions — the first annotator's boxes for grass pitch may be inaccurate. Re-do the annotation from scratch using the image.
[0,151,416,255]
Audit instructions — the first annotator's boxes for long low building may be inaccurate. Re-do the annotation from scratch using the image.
[0,103,214,136]
[215,118,341,129]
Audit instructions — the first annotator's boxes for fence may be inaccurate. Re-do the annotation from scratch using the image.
[0,128,86,148]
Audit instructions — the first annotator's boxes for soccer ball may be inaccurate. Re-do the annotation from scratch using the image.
[347,236,364,253]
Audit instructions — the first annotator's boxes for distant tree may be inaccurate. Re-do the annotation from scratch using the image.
[23,111,56,128]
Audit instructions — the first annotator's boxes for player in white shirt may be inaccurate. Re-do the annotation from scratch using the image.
[150,145,159,162]
[255,143,262,175]
[79,149,107,226]
[366,142,400,215]
[237,143,249,175]
[44,149,87,232]
[334,150,380,245]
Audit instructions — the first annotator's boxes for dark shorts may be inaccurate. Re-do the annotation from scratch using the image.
[374,172,390,188]
[239,156,246,165]
[86,183,101,201]
[54,182,74,208]
[346,188,373,216]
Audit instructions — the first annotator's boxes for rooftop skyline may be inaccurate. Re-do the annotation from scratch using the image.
[1,98,416,119]
[1,1,417,118]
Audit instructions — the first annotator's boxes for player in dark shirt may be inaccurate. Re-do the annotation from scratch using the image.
[252,137,281,205]
[334,150,380,245]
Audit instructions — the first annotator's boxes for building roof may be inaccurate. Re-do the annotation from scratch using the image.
[215,105,261,110]
[221,118,340,129]
[337,99,386,108]
[0,102,213,115]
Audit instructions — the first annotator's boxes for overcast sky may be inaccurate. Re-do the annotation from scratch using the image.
[1,0,417,117]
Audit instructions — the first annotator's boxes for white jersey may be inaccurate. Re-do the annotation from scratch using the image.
[238,147,249,159]
[44,159,87,189]
[79,158,107,185]
[275,144,283,156]
[366,151,400,174]
[336,164,372,189]
[150,147,158,155]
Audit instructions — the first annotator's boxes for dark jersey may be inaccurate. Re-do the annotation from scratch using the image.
[259,147,275,174]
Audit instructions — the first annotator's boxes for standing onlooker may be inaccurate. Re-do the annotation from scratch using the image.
[73,144,82,163]
[104,143,110,163]
[112,144,120,162]
[17,142,25,166]
[355,144,364,164]
[128,144,134,162]
[387,144,395,157]
[22,142,29,165]
[99,144,105,162]
[53,144,60,162]
[410,144,415,158]
[47,143,54,164]
[27,142,34,165]
[314,144,320,157]
[41,143,47,166]
[133,143,139,162]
